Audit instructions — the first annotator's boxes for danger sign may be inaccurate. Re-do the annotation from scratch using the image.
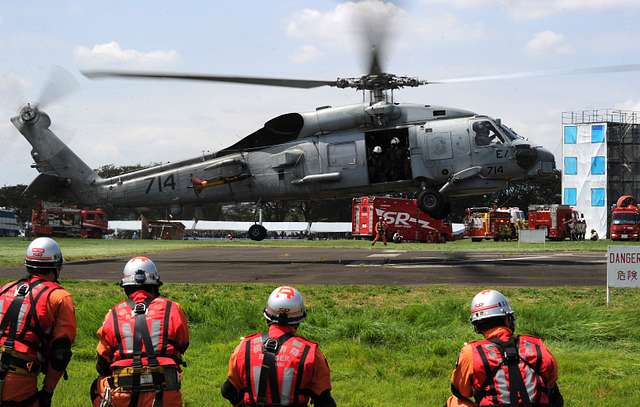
[607,246,640,304]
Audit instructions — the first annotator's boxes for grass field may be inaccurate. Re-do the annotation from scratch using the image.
[2,237,638,268]
[35,283,639,406]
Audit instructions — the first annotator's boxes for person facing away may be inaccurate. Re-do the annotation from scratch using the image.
[221,286,336,407]
[92,256,189,407]
[0,237,76,407]
[446,289,563,407]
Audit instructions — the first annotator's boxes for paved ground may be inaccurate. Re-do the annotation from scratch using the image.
[0,247,607,286]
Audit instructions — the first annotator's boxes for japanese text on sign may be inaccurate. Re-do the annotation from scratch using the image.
[607,246,640,288]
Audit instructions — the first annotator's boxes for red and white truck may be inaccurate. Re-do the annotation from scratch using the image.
[352,196,453,242]
[31,201,110,238]
[528,204,582,240]
[610,195,640,241]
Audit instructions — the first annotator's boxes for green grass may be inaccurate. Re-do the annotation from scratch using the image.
[38,283,640,406]
[2,237,638,268]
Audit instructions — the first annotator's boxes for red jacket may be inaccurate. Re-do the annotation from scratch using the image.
[96,290,189,369]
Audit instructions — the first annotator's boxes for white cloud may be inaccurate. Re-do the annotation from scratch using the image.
[425,0,640,19]
[286,1,486,65]
[526,31,573,56]
[74,41,178,68]
[290,45,322,64]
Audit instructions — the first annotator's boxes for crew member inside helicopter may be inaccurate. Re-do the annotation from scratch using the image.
[368,145,386,183]
[473,121,504,147]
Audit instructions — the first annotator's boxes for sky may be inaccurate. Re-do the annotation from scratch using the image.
[2,0,640,186]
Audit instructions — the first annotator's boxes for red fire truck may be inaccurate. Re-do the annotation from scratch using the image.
[465,207,523,241]
[31,201,110,238]
[528,204,581,240]
[610,195,640,241]
[352,196,453,242]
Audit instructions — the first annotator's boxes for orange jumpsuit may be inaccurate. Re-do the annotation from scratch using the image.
[0,276,77,406]
[371,221,388,246]
[93,290,189,407]
[446,326,558,407]
[226,324,332,404]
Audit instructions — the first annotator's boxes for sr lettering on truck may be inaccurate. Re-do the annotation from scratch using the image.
[376,209,437,231]
[145,174,176,194]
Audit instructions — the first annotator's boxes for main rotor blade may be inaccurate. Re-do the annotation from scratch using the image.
[38,66,80,109]
[427,64,640,84]
[82,70,337,89]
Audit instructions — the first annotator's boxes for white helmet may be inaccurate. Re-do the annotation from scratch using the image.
[263,286,306,325]
[470,289,514,323]
[25,237,63,270]
[391,137,400,145]
[121,256,162,286]
[373,146,382,154]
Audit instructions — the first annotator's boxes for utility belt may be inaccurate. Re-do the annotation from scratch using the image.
[0,349,40,376]
[108,365,181,392]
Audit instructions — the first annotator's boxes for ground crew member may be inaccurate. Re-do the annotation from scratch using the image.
[92,256,189,407]
[0,237,76,407]
[446,289,563,407]
[371,216,388,247]
[221,286,336,407]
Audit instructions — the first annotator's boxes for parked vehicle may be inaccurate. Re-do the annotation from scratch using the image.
[31,201,110,238]
[610,195,640,241]
[528,204,583,240]
[352,196,453,243]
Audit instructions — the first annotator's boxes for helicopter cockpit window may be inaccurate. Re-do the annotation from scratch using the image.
[499,124,524,141]
[472,121,505,147]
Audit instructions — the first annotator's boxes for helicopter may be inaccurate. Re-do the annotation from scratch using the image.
[11,8,640,241]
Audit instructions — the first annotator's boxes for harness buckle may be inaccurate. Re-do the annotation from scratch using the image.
[503,346,519,362]
[263,338,279,353]
[15,284,29,296]
[133,302,147,315]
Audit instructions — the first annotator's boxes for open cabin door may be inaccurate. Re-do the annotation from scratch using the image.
[365,127,412,184]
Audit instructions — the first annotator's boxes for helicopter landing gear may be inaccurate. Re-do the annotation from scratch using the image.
[249,202,268,241]
[248,224,267,241]
[417,189,449,220]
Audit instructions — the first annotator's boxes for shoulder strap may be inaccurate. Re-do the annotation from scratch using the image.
[0,279,44,350]
[244,337,256,405]
[293,342,311,402]
[111,306,125,356]
[160,300,173,355]
[256,332,294,406]
[489,336,532,407]
[474,342,499,405]
[127,298,159,367]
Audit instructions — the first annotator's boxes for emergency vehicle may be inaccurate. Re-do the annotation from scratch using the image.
[527,204,580,240]
[610,195,640,241]
[31,201,110,238]
[0,208,20,237]
[352,196,453,242]
[465,207,524,241]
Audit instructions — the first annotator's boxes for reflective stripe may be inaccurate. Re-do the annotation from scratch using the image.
[523,364,536,401]
[16,303,28,331]
[280,367,294,405]
[494,367,510,404]
[252,366,262,395]
[121,322,133,352]
[151,319,161,350]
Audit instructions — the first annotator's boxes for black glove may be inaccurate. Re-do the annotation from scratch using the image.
[38,389,53,407]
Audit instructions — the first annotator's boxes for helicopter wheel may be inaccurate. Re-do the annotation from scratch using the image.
[417,189,448,219]
[248,224,268,241]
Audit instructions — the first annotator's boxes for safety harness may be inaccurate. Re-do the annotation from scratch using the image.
[244,332,311,407]
[0,279,55,407]
[474,336,546,407]
[110,298,179,407]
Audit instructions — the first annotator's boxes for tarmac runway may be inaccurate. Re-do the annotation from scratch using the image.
[0,246,607,286]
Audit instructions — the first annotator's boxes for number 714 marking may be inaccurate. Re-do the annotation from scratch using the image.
[144,174,176,194]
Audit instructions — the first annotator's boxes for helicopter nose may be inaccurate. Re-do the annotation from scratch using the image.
[526,147,557,178]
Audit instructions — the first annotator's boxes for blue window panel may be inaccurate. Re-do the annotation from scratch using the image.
[564,126,577,144]
[591,188,605,207]
[591,125,605,143]
[591,156,606,175]
[564,157,577,175]
[564,188,577,206]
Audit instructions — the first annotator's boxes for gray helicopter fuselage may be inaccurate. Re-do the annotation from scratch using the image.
[13,102,556,211]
